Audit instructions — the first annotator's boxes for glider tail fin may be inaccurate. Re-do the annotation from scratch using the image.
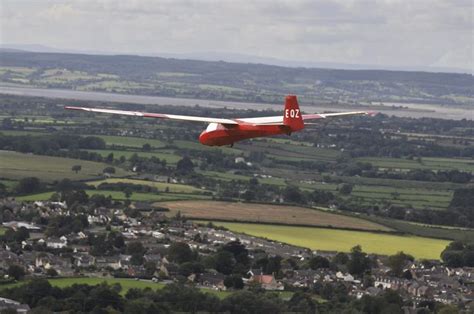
[283,95,304,131]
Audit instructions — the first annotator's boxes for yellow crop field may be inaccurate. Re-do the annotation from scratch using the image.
[209,221,449,260]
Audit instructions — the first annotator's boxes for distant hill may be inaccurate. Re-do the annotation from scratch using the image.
[0,51,472,106]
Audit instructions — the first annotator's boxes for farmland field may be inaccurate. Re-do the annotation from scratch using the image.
[0,227,6,235]
[93,135,166,148]
[0,150,131,182]
[160,200,391,231]
[208,221,449,260]
[357,156,474,172]
[87,178,205,193]
[86,149,181,164]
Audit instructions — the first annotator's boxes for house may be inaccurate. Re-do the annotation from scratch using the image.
[46,236,68,249]
[199,272,226,291]
[0,297,30,313]
[73,254,96,267]
[2,221,41,231]
[336,271,355,283]
[95,256,122,270]
[0,250,20,269]
[249,274,284,291]
[152,231,165,239]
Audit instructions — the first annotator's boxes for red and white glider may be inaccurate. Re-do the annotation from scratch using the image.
[65,95,374,146]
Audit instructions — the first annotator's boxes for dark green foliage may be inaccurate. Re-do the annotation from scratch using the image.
[60,189,89,206]
[15,177,42,194]
[127,241,147,265]
[347,245,372,276]
[221,290,284,314]
[215,250,236,275]
[287,292,318,313]
[441,241,474,267]
[45,214,89,237]
[88,231,125,256]
[339,183,353,195]
[7,264,25,280]
[167,242,194,264]
[309,255,330,270]
[176,156,194,173]
[449,189,474,228]
[1,227,30,243]
[224,275,244,289]
[387,251,414,277]
[283,185,306,204]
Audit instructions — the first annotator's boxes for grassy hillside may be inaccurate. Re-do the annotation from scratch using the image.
[1,51,472,105]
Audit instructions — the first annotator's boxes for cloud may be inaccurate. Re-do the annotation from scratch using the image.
[1,0,472,70]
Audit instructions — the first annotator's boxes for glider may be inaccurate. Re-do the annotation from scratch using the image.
[65,95,374,147]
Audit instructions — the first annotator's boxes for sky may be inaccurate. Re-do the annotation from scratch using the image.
[1,0,473,71]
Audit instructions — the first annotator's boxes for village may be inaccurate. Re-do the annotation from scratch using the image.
[0,198,472,313]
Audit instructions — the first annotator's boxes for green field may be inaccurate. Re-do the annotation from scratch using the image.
[93,135,166,148]
[208,222,449,260]
[364,215,474,242]
[358,156,474,172]
[197,170,287,186]
[0,227,6,236]
[0,150,131,182]
[0,130,47,136]
[173,140,242,155]
[86,149,181,164]
[16,190,211,202]
[87,178,205,193]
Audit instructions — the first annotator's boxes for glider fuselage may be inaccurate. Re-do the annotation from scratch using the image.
[199,123,292,146]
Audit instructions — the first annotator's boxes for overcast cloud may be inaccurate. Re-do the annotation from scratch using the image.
[1,0,472,71]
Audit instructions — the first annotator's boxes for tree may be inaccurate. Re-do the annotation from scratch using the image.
[103,166,116,174]
[46,268,58,277]
[15,177,41,194]
[61,189,89,206]
[441,241,474,268]
[142,143,151,151]
[387,252,414,277]
[127,241,146,265]
[168,242,194,264]
[144,261,157,276]
[283,186,305,204]
[222,241,249,266]
[339,184,353,195]
[215,250,236,275]
[224,275,244,289]
[333,252,349,265]
[106,153,114,163]
[124,187,133,200]
[347,245,372,276]
[71,165,82,174]
[176,157,194,173]
[309,256,330,270]
[8,264,25,280]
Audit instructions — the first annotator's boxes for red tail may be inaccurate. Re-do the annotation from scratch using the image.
[283,95,304,131]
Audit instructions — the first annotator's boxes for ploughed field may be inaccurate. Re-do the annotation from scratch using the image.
[159,200,391,232]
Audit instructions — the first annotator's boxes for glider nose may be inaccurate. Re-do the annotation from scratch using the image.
[199,131,212,146]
